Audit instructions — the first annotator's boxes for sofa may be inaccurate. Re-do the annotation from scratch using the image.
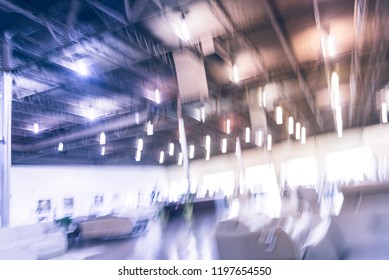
[304,211,389,259]
[215,215,303,260]
[0,223,68,260]
[78,215,135,240]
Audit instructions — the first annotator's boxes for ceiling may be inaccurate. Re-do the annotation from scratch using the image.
[1,0,388,165]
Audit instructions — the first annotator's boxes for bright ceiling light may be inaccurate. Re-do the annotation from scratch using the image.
[205,149,210,161]
[159,151,165,164]
[205,135,211,150]
[100,146,105,156]
[189,145,195,159]
[99,132,106,145]
[155,89,160,104]
[178,152,183,165]
[137,138,143,151]
[33,123,39,134]
[301,127,306,144]
[57,142,64,152]
[135,150,141,161]
[331,72,340,109]
[235,137,240,156]
[382,102,388,124]
[169,143,174,156]
[288,116,294,135]
[171,13,191,42]
[226,119,230,134]
[221,138,227,153]
[181,19,190,41]
[262,90,267,108]
[295,122,301,140]
[88,106,96,120]
[267,134,272,151]
[232,64,239,83]
[200,107,205,123]
[336,106,343,138]
[245,127,250,143]
[76,60,88,76]
[276,106,283,125]
[146,121,153,136]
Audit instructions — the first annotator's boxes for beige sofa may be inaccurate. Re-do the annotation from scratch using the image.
[79,216,134,240]
[304,211,389,259]
[0,223,68,260]
[215,217,302,260]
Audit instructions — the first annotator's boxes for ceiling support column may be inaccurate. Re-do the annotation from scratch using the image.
[0,34,12,227]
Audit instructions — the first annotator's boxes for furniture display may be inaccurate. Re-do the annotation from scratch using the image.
[304,211,389,259]
[78,215,137,240]
[0,222,68,260]
[214,215,303,260]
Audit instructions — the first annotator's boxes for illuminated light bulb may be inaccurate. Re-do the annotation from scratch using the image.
[295,122,301,140]
[267,134,272,151]
[327,35,335,57]
[288,116,294,135]
[301,127,306,144]
[99,132,106,145]
[200,107,205,123]
[33,123,39,134]
[159,151,165,164]
[76,60,88,76]
[276,106,283,125]
[178,152,183,165]
[205,149,210,161]
[135,150,141,161]
[88,106,96,120]
[147,121,153,136]
[245,127,250,143]
[169,143,174,156]
[233,64,239,83]
[137,138,143,151]
[221,138,227,153]
[205,135,211,150]
[255,130,263,147]
[155,89,160,104]
[382,102,388,124]
[189,145,195,159]
[181,19,190,41]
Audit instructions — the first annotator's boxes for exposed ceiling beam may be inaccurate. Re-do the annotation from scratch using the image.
[207,0,268,79]
[263,0,323,132]
[313,0,333,127]
[361,0,389,126]
[124,0,149,23]
[12,109,149,152]
[349,0,366,125]
[87,0,128,25]
[87,0,174,68]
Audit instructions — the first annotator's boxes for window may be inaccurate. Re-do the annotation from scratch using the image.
[281,156,318,188]
[202,171,235,198]
[245,164,278,194]
[326,147,375,185]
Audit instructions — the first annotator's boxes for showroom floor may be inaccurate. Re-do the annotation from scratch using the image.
[52,187,389,260]
[52,193,303,260]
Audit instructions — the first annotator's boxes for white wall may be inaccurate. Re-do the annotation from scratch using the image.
[10,165,168,225]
